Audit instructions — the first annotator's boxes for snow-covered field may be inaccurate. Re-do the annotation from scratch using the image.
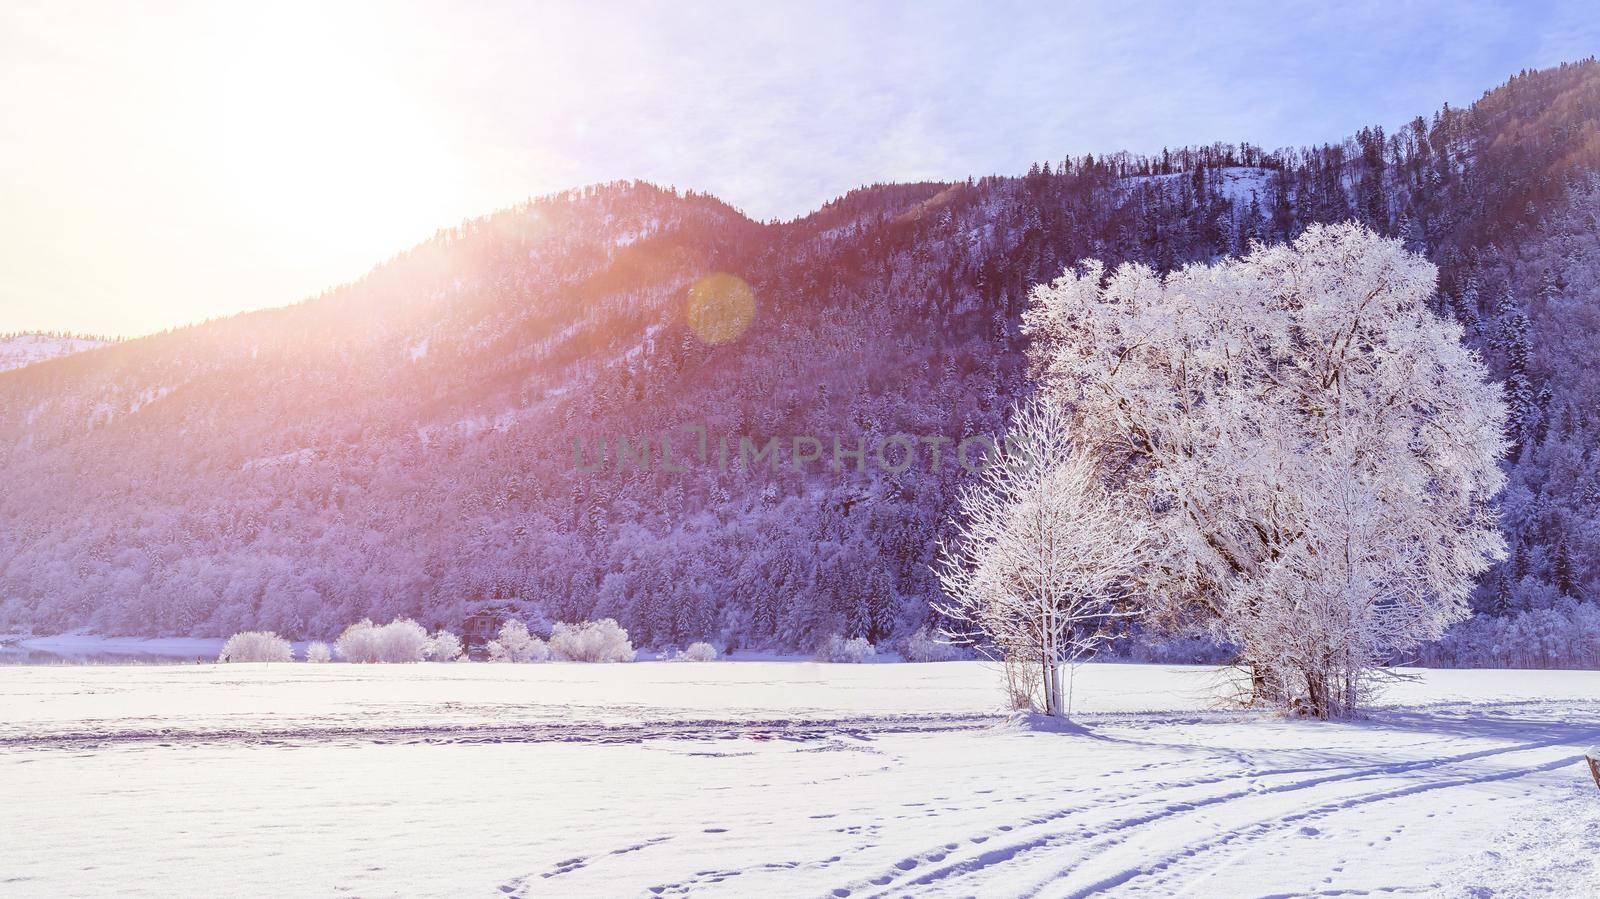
[2,662,1597,897]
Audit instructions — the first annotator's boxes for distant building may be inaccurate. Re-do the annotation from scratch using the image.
[459,599,541,658]
[461,609,504,656]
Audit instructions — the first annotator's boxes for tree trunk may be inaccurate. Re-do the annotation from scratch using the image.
[1248,663,1270,706]
[1305,673,1329,719]
[1041,660,1063,717]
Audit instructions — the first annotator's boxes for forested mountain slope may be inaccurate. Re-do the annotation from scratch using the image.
[3,60,1599,660]
[0,333,112,373]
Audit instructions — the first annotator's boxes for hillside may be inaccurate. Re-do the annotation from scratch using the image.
[0,333,112,373]
[3,60,1599,660]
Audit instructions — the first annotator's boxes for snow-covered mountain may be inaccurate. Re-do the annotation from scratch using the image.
[0,333,111,373]
[2,61,1598,661]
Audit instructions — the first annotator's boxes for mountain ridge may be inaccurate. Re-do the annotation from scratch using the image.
[3,60,1599,665]
[0,332,115,374]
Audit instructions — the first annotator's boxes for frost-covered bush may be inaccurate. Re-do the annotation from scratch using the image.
[377,618,430,662]
[677,641,718,662]
[1419,599,1600,669]
[818,634,877,663]
[485,620,549,663]
[549,618,634,662]
[217,630,293,663]
[1126,633,1232,665]
[1003,654,1042,710]
[304,641,332,663]
[901,626,965,662]
[334,618,430,663]
[335,619,381,662]
[427,629,463,662]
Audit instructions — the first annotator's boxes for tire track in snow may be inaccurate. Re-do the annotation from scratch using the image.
[1047,747,1594,898]
[0,712,1002,752]
[832,730,1600,898]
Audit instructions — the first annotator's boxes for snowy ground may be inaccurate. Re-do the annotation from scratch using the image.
[0,633,225,664]
[2,662,1597,897]
[0,333,110,373]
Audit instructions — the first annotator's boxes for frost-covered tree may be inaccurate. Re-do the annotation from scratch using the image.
[334,619,383,663]
[548,618,634,662]
[334,618,432,663]
[1025,223,1508,717]
[676,641,718,662]
[217,630,293,663]
[935,401,1149,717]
[377,619,431,662]
[900,625,966,662]
[816,634,878,663]
[485,619,549,662]
[427,629,463,662]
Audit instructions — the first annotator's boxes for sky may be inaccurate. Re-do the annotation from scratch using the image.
[1,1,1597,337]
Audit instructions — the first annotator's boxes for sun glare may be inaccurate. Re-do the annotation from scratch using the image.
[208,7,466,263]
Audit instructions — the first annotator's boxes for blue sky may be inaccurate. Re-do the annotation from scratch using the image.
[2,0,1596,335]
[575,0,1598,218]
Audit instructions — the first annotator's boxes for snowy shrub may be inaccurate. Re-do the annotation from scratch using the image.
[304,641,332,663]
[217,631,293,663]
[549,618,634,663]
[817,634,877,663]
[427,629,463,662]
[901,626,965,662]
[485,620,549,663]
[334,618,431,663]
[677,641,718,662]
[335,619,381,663]
[1003,655,1042,711]
[377,618,430,662]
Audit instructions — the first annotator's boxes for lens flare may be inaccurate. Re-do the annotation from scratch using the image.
[686,273,755,345]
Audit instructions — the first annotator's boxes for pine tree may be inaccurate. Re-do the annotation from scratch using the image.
[1553,533,1579,597]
